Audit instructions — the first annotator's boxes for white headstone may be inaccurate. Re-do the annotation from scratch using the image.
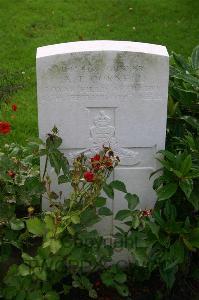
[37,40,169,236]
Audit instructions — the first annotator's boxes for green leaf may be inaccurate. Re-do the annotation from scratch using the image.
[58,174,70,184]
[183,237,194,251]
[172,52,190,71]
[71,214,80,224]
[180,155,192,176]
[116,284,129,297]
[125,193,139,210]
[80,208,100,226]
[44,215,55,231]
[160,267,177,289]
[188,228,199,248]
[157,183,178,201]
[158,150,176,162]
[103,183,114,199]
[115,210,132,221]
[98,207,113,216]
[147,221,160,238]
[101,272,114,286]
[10,218,24,231]
[131,214,140,229]
[26,217,45,236]
[16,290,26,300]
[24,176,45,195]
[115,272,127,284]
[131,248,148,267]
[18,264,30,276]
[49,239,62,254]
[34,268,47,281]
[188,189,199,211]
[46,134,62,150]
[110,180,127,193]
[27,290,43,299]
[191,45,199,70]
[67,225,75,236]
[44,291,60,300]
[88,289,97,299]
[49,151,61,175]
[170,240,184,264]
[179,178,193,199]
[181,116,199,131]
[95,196,106,207]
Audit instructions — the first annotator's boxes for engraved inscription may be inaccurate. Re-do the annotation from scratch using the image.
[69,109,141,166]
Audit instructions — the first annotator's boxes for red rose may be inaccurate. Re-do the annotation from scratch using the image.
[7,170,16,178]
[84,171,94,182]
[91,154,100,162]
[142,209,152,217]
[0,121,11,134]
[91,154,101,170]
[11,104,17,111]
[104,156,113,167]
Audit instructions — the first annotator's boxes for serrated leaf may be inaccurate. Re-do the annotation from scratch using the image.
[103,183,114,199]
[157,183,178,201]
[34,268,47,281]
[10,218,24,231]
[116,284,129,297]
[98,207,112,216]
[131,214,140,229]
[115,210,132,221]
[58,174,70,184]
[80,208,100,226]
[179,178,193,199]
[147,221,159,238]
[49,239,62,254]
[89,289,97,299]
[110,180,127,193]
[114,272,127,284]
[26,217,45,236]
[18,264,30,276]
[44,215,55,231]
[188,228,199,248]
[101,272,114,286]
[49,152,61,175]
[71,214,80,224]
[45,291,60,300]
[125,193,139,210]
[95,196,106,207]
[67,225,75,236]
[183,237,194,251]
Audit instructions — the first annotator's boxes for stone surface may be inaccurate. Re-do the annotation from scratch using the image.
[37,40,169,236]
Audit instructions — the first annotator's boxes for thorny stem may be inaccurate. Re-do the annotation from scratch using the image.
[42,154,48,180]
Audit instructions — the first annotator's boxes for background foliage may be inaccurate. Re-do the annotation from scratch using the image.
[0,0,198,144]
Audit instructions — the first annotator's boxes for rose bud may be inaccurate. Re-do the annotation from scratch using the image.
[84,171,94,182]
[11,104,17,111]
[0,121,11,135]
[7,170,15,178]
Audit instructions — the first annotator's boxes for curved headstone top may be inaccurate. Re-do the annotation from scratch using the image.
[37,40,169,58]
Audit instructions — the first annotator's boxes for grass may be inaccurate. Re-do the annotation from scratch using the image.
[0,0,198,144]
